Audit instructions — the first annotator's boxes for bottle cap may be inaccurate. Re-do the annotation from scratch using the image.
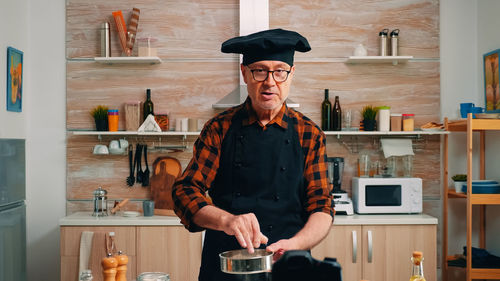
[412,251,423,258]
[378,106,390,110]
[402,113,415,117]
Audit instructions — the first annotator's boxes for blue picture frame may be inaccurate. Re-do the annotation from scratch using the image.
[483,48,500,113]
[6,47,23,112]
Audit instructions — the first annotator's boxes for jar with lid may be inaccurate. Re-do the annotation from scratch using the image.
[79,270,93,281]
[390,113,402,131]
[402,114,415,131]
[108,109,119,132]
[377,106,390,132]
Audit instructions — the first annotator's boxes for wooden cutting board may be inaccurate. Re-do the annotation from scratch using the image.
[150,156,182,212]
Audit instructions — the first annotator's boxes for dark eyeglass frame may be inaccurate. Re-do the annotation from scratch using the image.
[247,67,292,82]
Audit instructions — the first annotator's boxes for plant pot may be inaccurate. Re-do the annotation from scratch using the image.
[363,119,376,131]
[95,119,108,131]
[454,181,465,193]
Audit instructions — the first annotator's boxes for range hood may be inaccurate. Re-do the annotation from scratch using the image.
[211,0,300,109]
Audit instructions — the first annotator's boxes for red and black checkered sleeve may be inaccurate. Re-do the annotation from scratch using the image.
[172,120,222,232]
[302,123,334,217]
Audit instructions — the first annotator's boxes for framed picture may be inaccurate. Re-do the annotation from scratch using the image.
[484,49,500,112]
[6,47,23,112]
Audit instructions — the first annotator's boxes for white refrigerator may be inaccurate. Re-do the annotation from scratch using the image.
[0,139,26,281]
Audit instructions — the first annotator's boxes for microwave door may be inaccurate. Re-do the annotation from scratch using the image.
[365,184,404,213]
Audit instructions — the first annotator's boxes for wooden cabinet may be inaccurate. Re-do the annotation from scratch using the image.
[442,115,500,281]
[312,224,437,281]
[60,225,202,281]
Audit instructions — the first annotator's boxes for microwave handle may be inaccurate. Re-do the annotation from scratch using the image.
[352,230,357,263]
[367,230,373,263]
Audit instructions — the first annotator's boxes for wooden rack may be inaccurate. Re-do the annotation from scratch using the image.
[442,114,500,281]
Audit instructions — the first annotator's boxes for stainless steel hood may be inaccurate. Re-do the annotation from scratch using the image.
[211,0,299,109]
[212,85,299,109]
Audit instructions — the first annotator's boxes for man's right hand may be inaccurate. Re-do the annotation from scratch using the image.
[221,212,268,253]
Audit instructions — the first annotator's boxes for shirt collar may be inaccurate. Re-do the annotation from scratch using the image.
[242,98,289,130]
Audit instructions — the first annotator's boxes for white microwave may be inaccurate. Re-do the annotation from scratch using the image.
[352,177,422,214]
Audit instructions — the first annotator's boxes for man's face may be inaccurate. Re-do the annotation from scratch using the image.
[241,61,295,113]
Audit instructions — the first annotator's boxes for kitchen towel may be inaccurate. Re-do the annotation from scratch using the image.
[381,138,414,158]
[78,231,94,278]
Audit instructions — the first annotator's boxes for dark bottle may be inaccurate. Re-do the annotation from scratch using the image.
[321,89,332,131]
[143,89,154,121]
[332,95,342,131]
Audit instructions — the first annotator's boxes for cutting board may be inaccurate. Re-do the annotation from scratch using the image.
[150,156,182,212]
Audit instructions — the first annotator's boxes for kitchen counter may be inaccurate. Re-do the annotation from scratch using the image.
[60,212,437,226]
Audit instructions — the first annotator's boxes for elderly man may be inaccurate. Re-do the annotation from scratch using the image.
[172,28,334,281]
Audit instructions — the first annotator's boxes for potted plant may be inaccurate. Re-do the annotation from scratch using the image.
[452,174,467,193]
[91,105,109,131]
[361,105,378,131]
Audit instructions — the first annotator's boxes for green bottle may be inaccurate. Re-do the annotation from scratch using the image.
[143,89,154,121]
[321,89,332,131]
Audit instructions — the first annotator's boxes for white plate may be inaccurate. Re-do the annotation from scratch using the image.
[420,127,444,131]
[122,211,140,217]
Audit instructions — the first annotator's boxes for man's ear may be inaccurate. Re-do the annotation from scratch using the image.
[240,64,248,84]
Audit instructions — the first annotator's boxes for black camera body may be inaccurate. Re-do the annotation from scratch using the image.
[272,250,342,281]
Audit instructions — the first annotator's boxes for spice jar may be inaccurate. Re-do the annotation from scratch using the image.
[402,114,415,131]
[377,106,390,132]
[108,109,119,132]
[390,113,402,131]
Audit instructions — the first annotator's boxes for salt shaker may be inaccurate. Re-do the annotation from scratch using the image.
[379,28,389,56]
[390,29,400,56]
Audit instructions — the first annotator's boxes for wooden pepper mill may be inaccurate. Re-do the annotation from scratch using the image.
[115,251,128,281]
[102,253,118,281]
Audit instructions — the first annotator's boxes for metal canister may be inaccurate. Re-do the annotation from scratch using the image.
[379,28,389,56]
[92,186,108,217]
[100,22,111,57]
[390,29,400,56]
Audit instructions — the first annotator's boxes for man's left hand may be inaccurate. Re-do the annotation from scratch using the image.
[266,239,297,262]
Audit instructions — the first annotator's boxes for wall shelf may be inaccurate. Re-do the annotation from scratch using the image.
[345,56,413,65]
[94,56,162,64]
[324,130,448,137]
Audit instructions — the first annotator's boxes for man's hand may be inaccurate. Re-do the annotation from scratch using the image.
[266,239,297,262]
[222,213,268,253]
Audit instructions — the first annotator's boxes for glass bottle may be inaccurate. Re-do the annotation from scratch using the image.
[79,269,93,281]
[409,251,426,281]
[143,89,154,121]
[332,96,342,131]
[321,89,332,131]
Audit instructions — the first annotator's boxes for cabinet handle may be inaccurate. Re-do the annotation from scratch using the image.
[367,230,373,263]
[352,230,357,263]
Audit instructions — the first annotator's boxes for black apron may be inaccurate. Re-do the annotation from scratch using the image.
[199,108,307,281]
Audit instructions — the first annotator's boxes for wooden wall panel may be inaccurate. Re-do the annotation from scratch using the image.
[271,0,439,59]
[66,0,238,58]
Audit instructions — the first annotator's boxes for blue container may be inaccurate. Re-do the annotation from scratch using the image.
[460,103,474,118]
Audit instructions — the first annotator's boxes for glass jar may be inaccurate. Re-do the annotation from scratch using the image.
[137,272,170,281]
[79,270,93,281]
[377,106,391,132]
[390,113,402,131]
[402,113,415,131]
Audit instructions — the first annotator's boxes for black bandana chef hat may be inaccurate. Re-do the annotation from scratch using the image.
[221,28,311,66]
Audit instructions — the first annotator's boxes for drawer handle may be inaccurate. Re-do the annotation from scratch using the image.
[352,230,357,263]
[367,230,373,263]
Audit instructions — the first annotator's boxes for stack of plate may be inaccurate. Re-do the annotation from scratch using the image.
[461,180,500,194]
[474,113,500,119]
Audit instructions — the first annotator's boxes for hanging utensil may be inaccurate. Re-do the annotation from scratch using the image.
[142,145,150,187]
[135,143,143,183]
[126,146,135,186]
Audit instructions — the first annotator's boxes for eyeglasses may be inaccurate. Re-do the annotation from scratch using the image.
[248,68,292,82]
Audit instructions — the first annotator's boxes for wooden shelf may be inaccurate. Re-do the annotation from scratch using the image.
[324,130,448,136]
[446,117,500,131]
[470,268,500,279]
[94,56,162,64]
[471,194,500,205]
[345,56,413,65]
[447,189,467,198]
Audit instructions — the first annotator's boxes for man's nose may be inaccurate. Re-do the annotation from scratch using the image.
[263,72,277,86]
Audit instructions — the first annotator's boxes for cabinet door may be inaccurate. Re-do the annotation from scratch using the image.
[311,225,362,281]
[362,225,437,281]
[137,226,203,281]
[60,226,136,281]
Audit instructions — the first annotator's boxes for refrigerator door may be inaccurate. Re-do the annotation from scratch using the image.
[0,139,25,207]
[0,202,26,281]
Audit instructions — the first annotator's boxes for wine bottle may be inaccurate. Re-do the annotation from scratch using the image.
[321,89,332,131]
[143,89,154,121]
[332,95,342,131]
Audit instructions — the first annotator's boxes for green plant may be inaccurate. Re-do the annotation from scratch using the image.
[452,174,467,181]
[361,105,378,120]
[90,105,109,120]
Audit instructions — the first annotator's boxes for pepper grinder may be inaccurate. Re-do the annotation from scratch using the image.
[92,186,108,217]
[115,251,129,281]
[102,253,118,281]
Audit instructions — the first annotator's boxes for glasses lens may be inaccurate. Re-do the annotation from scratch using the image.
[253,70,268,81]
[273,70,288,82]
